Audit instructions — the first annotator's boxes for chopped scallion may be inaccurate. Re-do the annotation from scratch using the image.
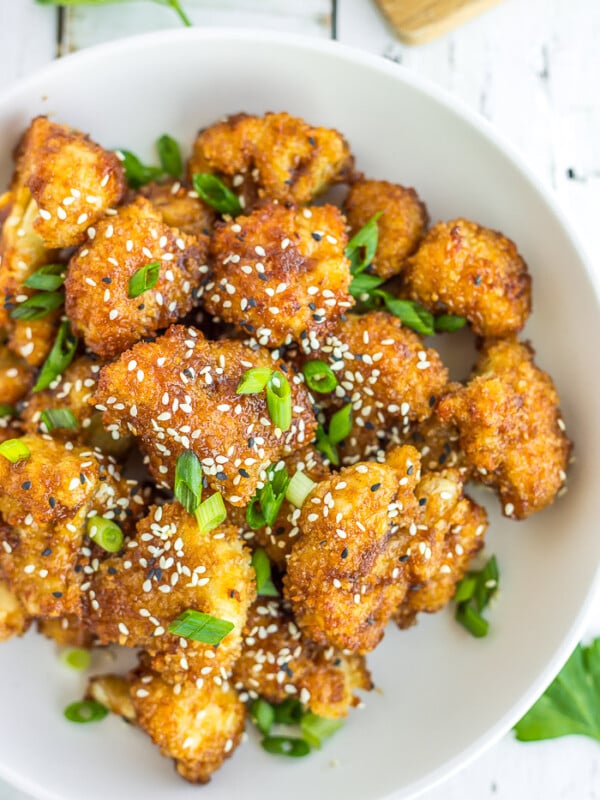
[174,450,203,514]
[156,134,183,179]
[61,648,91,671]
[168,609,234,645]
[40,407,77,432]
[33,319,78,392]
[87,516,124,553]
[261,736,310,758]
[116,149,164,189]
[345,212,383,275]
[10,290,64,321]
[285,470,317,508]
[302,360,338,394]
[236,367,273,395]
[0,438,30,463]
[300,713,343,749]
[251,548,279,597]
[64,700,108,724]
[250,698,275,736]
[23,263,65,292]
[192,173,242,217]
[195,491,227,533]
[434,313,467,333]
[128,261,160,298]
[266,372,292,432]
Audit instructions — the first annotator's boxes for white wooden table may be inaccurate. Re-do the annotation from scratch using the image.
[0,1,599,798]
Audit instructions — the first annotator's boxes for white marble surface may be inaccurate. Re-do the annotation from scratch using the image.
[0,1,599,798]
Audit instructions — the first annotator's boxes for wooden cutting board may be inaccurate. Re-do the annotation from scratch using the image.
[375,0,504,45]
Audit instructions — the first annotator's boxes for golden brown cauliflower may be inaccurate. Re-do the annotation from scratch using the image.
[87,503,255,685]
[0,578,29,640]
[0,435,143,618]
[189,112,354,207]
[139,180,216,239]
[15,116,125,248]
[65,197,208,359]
[232,599,372,718]
[93,325,317,506]
[205,202,353,348]
[401,411,471,477]
[404,218,531,337]
[0,344,33,405]
[437,337,571,519]
[344,179,428,279]
[37,615,94,648]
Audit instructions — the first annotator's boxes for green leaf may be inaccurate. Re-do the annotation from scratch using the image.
[10,290,64,321]
[23,263,65,292]
[434,313,467,333]
[345,212,383,275]
[192,173,242,217]
[515,640,600,743]
[454,555,499,639]
[116,149,164,189]
[251,548,279,597]
[246,466,290,530]
[382,295,435,336]
[128,261,160,298]
[349,272,385,299]
[33,320,78,392]
[157,134,183,179]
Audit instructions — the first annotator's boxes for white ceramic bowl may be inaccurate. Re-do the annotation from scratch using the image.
[0,28,599,800]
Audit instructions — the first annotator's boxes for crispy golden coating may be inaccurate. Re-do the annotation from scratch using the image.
[285,446,421,653]
[189,112,354,207]
[0,579,29,640]
[0,345,33,405]
[233,599,372,718]
[15,116,125,249]
[87,503,255,684]
[38,615,94,647]
[93,325,317,506]
[402,411,471,477]
[9,314,61,368]
[395,494,487,628]
[205,202,353,348]
[437,338,571,518]
[0,435,143,618]
[404,219,531,337]
[139,180,216,239]
[65,198,208,359]
[344,179,428,279]
[87,673,136,721]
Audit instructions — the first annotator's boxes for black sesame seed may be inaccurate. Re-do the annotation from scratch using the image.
[229,589,236,598]
[341,547,348,559]
[407,465,414,475]
[102,277,112,284]
[308,302,316,311]
[312,314,323,322]
[52,591,63,598]
[48,496,56,509]
[183,368,193,378]
[137,303,145,311]
[74,564,83,573]
[410,584,422,592]
[474,275,482,285]
[21,481,32,491]
[279,362,289,374]
[439,452,447,464]
[311,232,322,242]
[370,483,382,492]
[41,547,52,557]
[365,422,375,430]
[258,273,268,282]
[274,526,285,536]
[399,555,409,562]
[216,471,228,481]
[308,136,316,146]
[333,658,342,666]
[80,473,86,484]
[444,443,451,453]
[429,395,436,407]
[419,497,427,506]
[248,437,255,448]
[238,468,250,478]
[108,567,117,575]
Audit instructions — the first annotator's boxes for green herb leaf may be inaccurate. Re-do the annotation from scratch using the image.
[24,263,66,292]
[87,516,124,553]
[61,648,91,671]
[168,609,234,645]
[261,736,311,758]
[250,698,275,736]
[64,699,108,724]
[382,295,435,336]
[174,450,203,514]
[251,548,279,597]
[300,713,343,749]
[116,149,164,189]
[0,439,30,464]
[349,272,386,299]
[455,603,489,638]
[302,360,338,394]
[315,423,339,466]
[434,313,467,333]
[156,134,183,179]
[195,492,227,533]
[192,173,242,217]
[236,367,273,395]
[345,212,383,275]
[246,466,290,530]
[40,408,77,432]
[33,319,78,392]
[10,290,64,321]
[454,555,499,638]
[128,261,160,298]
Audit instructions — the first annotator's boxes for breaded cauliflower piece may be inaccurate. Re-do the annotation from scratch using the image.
[0,578,29,640]
[189,112,354,207]
[38,615,94,647]
[0,344,33,405]
[9,314,61,368]
[0,435,143,618]
[284,446,421,653]
[15,116,125,248]
[437,338,571,519]
[395,494,487,628]
[205,202,353,348]
[344,179,428,279]
[65,198,208,359]
[139,180,216,240]
[87,503,255,684]
[89,663,245,784]
[404,219,531,337]
[233,599,371,718]
[93,325,317,506]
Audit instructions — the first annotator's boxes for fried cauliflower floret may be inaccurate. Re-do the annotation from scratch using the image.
[65,198,208,359]
[403,411,470,477]
[437,338,571,519]
[404,219,531,337]
[285,446,421,653]
[344,179,428,279]
[89,664,245,784]
[205,202,353,348]
[87,503,255,684]
[0,578,30,640]
[38,615,94,647]
[233,599,371,718]
[0,345,33,404]
[15,116,125,248]
[0,435,143,618]
[189,112,354,206]
[139,180,216,239]
[395,494,487,628]
[93,325,316,506]
[9,314,61,368]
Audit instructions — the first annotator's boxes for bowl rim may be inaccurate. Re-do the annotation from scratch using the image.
[0,26,599,800]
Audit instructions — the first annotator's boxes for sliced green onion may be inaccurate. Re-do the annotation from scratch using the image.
[0,404,15,419]
[246,465,290,530]
[273,698,304,725]
[456,603,489,638]
[250,698,275,736]
[174,449,203,514]
[236,367,273,395]
[33,319,78,392]
[40,408,77,432]
[315,424,339,466]
[64,700,108,724]
[196,492,227,533]
[251,548,279,597]
[382,295,435,336]
[328,404,353,445]
[454,575,477,604]
[116,149,164,189]
[24,263,65,292]
[286,470,317,508]
[473,555,499,612]
[434,313,467,333]
[302,360,338,394]
[192,173,242,217]
[266,372,292,432]
[168,609,234,645]
[300,713,343,749]
[87,516,124,553]
[156,134,182,179]
[261,736,310,758]
[349,271,385,299]
[61,648,91,671]
[345,211,383,275]
[10,290,64,321]
[0,438,30,463]
[128,261,160,298]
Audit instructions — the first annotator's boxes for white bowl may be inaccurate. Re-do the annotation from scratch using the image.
[0,28,599,800]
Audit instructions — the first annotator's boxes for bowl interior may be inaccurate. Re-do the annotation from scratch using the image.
[0,29,599,800]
